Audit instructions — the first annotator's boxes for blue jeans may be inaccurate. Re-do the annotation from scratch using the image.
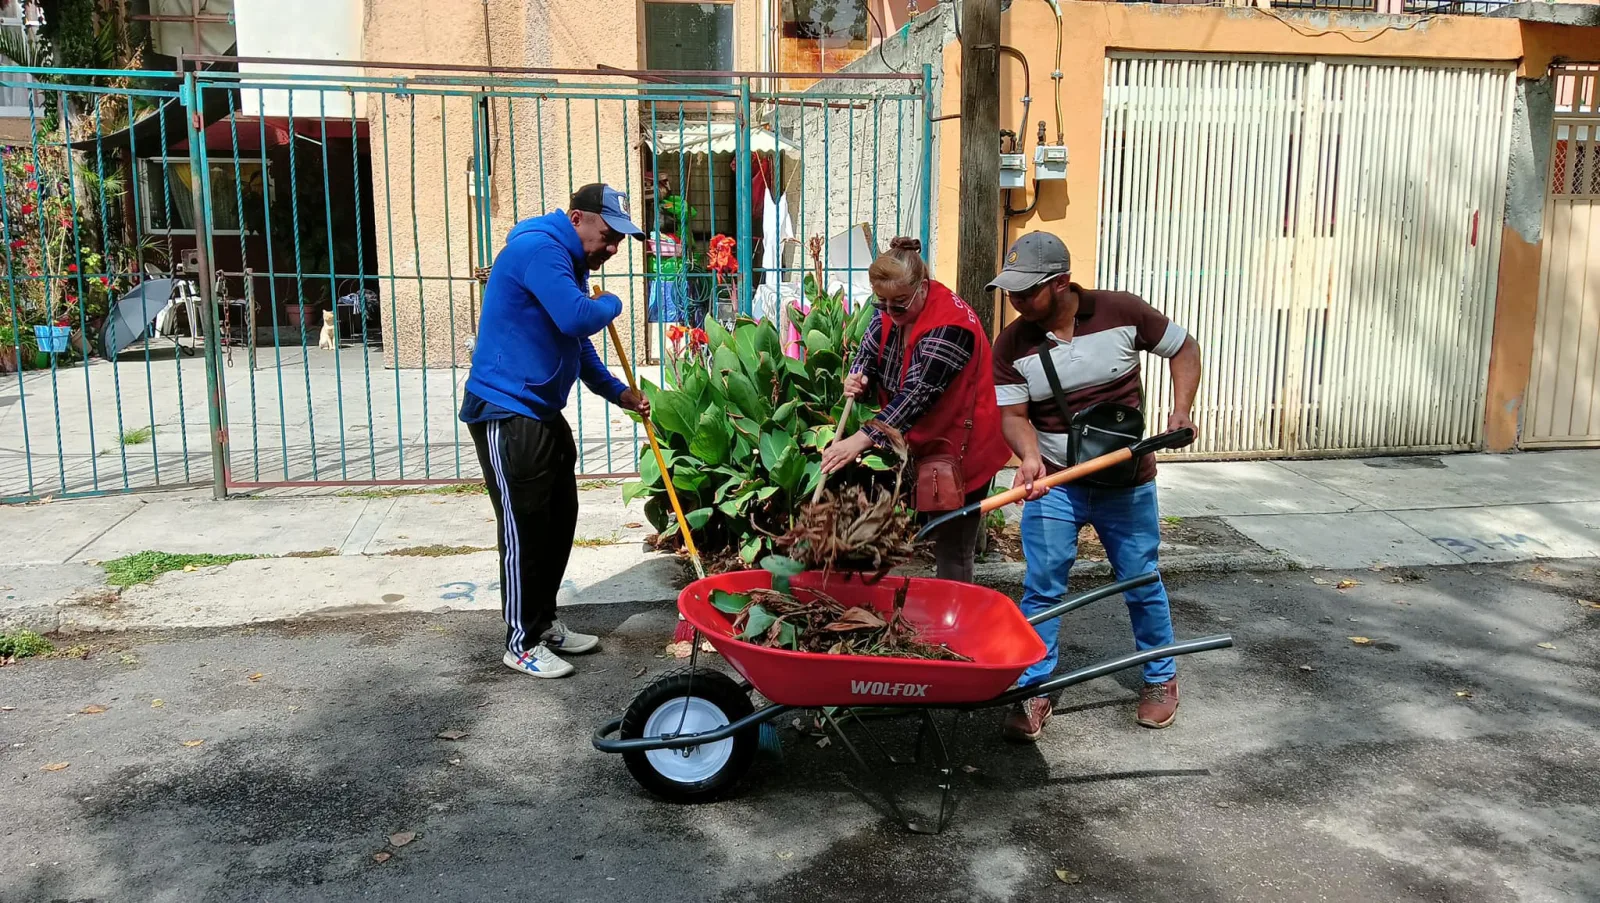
[1018,480,1176,688]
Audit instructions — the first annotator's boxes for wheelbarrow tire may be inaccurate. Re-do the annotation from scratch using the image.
[620,668,757,803]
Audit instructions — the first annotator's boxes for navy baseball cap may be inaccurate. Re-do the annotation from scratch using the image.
[571,183,645,239]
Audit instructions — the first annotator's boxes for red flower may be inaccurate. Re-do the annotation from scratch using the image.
[706,234,737,275]
[66,295,77,304]
[100,276,110,286]
[22,163,33,174]
[689,328,708,348]
[66,263,77,273]
[55,316,69,327]
[24,180,36,191]
[666,323,686,344]
[19,203,33,216]
[59,217,71,229]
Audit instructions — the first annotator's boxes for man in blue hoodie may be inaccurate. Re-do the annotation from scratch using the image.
[461,183,649,679]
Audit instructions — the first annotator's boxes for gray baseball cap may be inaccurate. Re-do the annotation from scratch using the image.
[987,232,1071,293]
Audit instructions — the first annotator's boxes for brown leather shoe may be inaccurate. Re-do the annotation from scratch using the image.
[1002,697,1052,742]
[1136,679,1179,729]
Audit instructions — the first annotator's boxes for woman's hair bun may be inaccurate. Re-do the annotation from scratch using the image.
[887,236,922,254]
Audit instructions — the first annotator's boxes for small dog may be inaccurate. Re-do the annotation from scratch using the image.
[318,309,337,350]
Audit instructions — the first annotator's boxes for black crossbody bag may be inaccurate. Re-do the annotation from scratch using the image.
[1035,341,1144,488]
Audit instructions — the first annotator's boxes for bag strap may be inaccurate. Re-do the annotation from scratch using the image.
[1036,339,1076,427]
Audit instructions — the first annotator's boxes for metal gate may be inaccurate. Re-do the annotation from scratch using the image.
[1097,54,1515,457]
[0,63,932,501]
[1525,65,1600,448]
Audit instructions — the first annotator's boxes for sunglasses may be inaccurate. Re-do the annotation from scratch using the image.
[871,281,926,313]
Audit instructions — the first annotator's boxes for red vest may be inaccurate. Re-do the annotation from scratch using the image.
[877,280,1011,493]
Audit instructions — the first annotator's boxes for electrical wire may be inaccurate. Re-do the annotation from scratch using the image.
[866,0,906,74]
[1259,7,1436,43]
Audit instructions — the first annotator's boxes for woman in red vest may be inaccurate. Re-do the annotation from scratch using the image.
[820,237,1012,583]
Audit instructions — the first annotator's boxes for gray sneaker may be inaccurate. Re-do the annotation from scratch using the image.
[541,619,599,655]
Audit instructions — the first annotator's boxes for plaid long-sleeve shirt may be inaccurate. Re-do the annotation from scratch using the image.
[848,314,976,448]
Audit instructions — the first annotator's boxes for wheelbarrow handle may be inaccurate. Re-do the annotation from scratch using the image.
[914,427,1195,540]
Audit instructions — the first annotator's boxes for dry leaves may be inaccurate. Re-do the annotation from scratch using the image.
[1336,579,1361,590]
[436,729,468,741]
[388,832,416,848]
[1536,642,1556,650]
[624,522,643,529]
[1299,665,1317,672]
[1055,869,1082,885]
[1348,636,1373,646]
[1311,577,1332,586]
[78,704,108,715]
[780,422,918,578]
[372,852,392,864]
[247,673,264,682]
[181,739,205,747]
[150,699,165,708]
[0,705,14,712]
[42,761,70,772]
[1579,600,1600,610]
[1455,690,1474,698]
[665,640,693,659]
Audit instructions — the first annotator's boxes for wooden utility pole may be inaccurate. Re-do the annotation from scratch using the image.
[955,0,1002,335]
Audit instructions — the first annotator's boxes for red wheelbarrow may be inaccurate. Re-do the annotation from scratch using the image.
[592,429,1234,832]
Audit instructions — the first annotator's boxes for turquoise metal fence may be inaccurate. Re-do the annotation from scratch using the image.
[0,63,932,502]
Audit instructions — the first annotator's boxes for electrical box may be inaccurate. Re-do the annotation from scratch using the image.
[1034,145,1069,181]
[1000,153,1027,189]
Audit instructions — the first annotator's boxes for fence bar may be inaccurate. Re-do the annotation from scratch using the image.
[185,74,229,499]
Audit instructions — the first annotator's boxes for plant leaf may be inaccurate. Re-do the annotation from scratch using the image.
[762,555,806,593]
[704,317,732,349]
[652,390,700,439]
[759,431,798,473]
[711,590,751,615]
[725,369,771,421]
[739,604,778,641]
[804,329,834,357]
[621,480,653,505]
[740,535,764,564]
[685,507,713,531]
[824,607,887,631]
[772,445,807,494]
[773,399,798,425]
[689,408,731,466]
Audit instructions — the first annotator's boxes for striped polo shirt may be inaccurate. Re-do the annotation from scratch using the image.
[992,284,1188,483]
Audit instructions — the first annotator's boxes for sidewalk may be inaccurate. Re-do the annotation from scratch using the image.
[2,448,1598,634]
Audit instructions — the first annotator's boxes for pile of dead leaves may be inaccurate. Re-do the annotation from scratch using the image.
[778,421,919,579]
[710,579,968,662]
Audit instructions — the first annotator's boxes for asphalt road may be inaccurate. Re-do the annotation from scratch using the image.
[2,561,1597,903]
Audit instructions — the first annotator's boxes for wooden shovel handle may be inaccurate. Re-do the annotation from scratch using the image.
[811,396,856,504]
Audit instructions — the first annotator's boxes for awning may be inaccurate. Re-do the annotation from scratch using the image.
[644,122,799,158]
[66,55,240,154]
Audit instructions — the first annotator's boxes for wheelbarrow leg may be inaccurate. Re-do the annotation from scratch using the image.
[819,707,962,835]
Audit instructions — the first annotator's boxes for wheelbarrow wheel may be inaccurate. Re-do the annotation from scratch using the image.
[620,668,756,802]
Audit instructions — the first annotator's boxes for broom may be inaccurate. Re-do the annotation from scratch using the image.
[597,291,704,643]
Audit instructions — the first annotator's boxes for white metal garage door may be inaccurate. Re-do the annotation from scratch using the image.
[1097,55,1515,457]
[1525,66,1600,448]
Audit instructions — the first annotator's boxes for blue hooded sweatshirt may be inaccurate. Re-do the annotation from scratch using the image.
[462,211,629,423]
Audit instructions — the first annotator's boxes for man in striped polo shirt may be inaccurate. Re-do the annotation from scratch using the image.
[989,232,1202,741]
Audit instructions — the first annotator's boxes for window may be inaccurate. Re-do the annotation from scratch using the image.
[782,0,868,47]
[141,159,265,234]
[643,2,734,84]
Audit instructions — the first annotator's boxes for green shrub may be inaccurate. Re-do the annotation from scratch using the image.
[623,280,882,565]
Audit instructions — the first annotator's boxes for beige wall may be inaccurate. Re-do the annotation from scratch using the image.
[933,2,1600,449]
[364,0,765,369]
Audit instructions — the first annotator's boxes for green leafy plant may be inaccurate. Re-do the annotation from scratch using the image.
[101,551,261,587]
[623,279,878,566]
[0,628,53,660]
